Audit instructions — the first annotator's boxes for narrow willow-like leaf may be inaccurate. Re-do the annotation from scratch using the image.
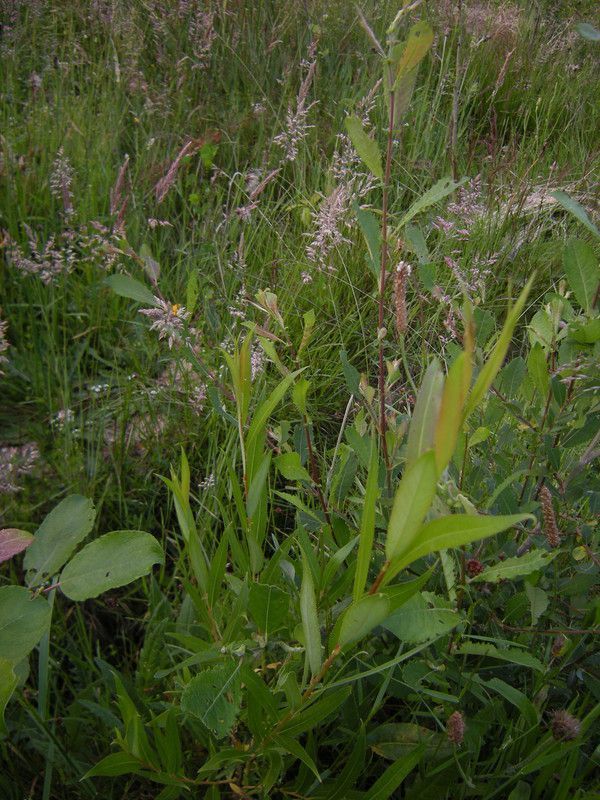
[464,276,534,421]
[385,513,532,585]
[397,177,467,231]
[353,439,379,601]
[434,352,470,475]
[355,203,381,278]
[365,743,425,800]
[471,549,557,583]
[405,359,444,468]
[299,546,322,676]
[337,594,390,649]
[564,238,599,313]
[389,21,434,123]
[278,686,351,737]
[246,451,271,518]
[246,370,300,456]
[345,115,383,180]
[104,274,157,305]
[385,451,437,562]
[271,734,321,782]
[551,190,600,239]
[456,642,545,673]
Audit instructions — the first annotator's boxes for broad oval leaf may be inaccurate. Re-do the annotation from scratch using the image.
[24,495,96,586]
[0,586,51,664]
[104,274,157,305]
[368,721,453,761]
[338,593,390,649]
[248,583,289,638]
[0,528,34,564]
[345,115,383,180]
[181,660,242,738]
[385,451,437,562]
[59,530,163,601]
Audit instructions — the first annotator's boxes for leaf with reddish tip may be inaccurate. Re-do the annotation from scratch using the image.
[0,529,34,565]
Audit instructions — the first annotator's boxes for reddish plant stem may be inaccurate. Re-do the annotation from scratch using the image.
[378,91,396,488]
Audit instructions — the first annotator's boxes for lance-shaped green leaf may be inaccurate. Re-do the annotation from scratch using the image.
[384,513,532,585]
[104,274,157,305]
[551,191,600,239]
[405,358,444,468]
[246,370,301,457]
[0,528,34,564]
[387,21,434,125]
[470,549,557,583]
[527,342,549,397]
[564,238,599,313]
[345,115,383,180]
[365,743,425,800]
[385,451,437,562]
[24,495,96,586]
[434,352,471,475]
[59,530,163,601]
[336,594,390,649]
[271,734,321,782]
[0,586,51,664]
[464,276,534,421]
[299,546,322,676]
[354,439,379,601]
[278,686,351,737]
[355,203,381,278]
[397,177,467,231]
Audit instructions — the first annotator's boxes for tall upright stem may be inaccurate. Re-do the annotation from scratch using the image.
[378,90,395,484]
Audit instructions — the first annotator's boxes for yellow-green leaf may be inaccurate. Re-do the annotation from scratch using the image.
[385,451,437,562]
[345,116,383,180]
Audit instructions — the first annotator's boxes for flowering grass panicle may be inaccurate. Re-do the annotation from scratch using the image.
[50,147,74,215]
[0,443,40,495]
[139,298,194,349]
[306,184,351,271]
[274,47,317,163]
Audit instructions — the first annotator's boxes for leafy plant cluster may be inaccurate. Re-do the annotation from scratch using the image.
[1,2,599,799]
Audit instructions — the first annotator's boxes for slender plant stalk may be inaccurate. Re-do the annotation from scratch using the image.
[378,90,396,484]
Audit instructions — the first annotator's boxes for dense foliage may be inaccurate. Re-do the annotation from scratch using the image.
[1,1,599,798]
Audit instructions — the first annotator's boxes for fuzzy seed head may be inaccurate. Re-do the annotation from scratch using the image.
[539,485,561,548]
[447,710,465,746]
[551,710,580,741]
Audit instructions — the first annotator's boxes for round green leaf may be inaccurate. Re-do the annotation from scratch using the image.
[59,531,163,601]
[0,586,52,664]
